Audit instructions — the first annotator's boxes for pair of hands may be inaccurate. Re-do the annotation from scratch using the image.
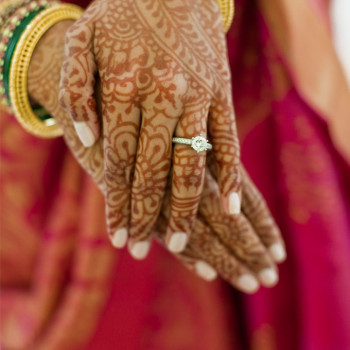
[28,0,286,294]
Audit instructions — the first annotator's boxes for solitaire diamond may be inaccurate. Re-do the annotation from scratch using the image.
[191,136,211,152]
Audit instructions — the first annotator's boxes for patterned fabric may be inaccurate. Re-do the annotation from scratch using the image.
[1,0,349,349]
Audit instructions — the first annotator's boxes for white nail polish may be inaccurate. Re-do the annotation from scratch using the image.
[73,121,96,147]
[237,274,259,293]
[228,192,241,215]
[168,232,188,253]
[195,261,217,281]
[130,241,150,260]
[269,243,287,262]
[111,228,128,248]
[259,268,279,286]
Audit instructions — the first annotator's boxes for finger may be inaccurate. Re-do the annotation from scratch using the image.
[182,219,260,294]
[156,220,218,281]
[208,94,241,216]
[59,19,99,147]
[128,109,178,259]
[103,99,141,250]
[165,103,210,253]
[177,250,218,282]
[199,170,279,287]
[127,61,189,258]
[156,209,227,284]
[241,166,287,263]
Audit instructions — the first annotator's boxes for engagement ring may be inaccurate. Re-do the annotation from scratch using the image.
[172,136,213,152]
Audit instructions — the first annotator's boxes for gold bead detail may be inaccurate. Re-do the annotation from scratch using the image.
[217,0,235,33]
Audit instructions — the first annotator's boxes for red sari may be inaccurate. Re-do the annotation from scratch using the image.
[1,0,349,349]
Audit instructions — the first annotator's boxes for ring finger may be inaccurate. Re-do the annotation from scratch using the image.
[165,100,211,253]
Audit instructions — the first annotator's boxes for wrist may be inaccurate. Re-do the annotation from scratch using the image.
[28,20,73,114]
[28,19,103,125]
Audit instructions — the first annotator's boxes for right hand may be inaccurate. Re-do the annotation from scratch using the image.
[157,166,286,293]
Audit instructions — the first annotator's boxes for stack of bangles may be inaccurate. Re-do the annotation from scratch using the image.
[0,0,234,139]
[0,0,83,137]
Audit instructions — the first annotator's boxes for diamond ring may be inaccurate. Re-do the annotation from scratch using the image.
[172,136,213,152]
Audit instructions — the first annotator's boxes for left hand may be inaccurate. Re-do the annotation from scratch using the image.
[58,0,242,257]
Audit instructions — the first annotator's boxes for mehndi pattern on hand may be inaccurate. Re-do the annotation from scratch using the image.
[59,0,242,258]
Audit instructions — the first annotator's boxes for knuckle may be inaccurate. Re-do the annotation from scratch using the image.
[171,74,188,95]
[133,167,154,191]
[104,146,134,184]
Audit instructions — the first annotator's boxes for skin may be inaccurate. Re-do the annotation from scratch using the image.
[27,20,286,294]
[58,0,242,255]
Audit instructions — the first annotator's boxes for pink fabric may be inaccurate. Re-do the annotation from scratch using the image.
[1,0,349,349]
[228,0,350,348]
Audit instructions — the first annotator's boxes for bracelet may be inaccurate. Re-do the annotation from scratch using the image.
[5,3,83,138]
[1,1,52,106]
[217,0,235,33]
[0,0,33,29]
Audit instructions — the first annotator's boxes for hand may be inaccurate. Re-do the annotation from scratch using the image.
[157,167,286,292]
[58,0,242,258]
[28,19,286,293]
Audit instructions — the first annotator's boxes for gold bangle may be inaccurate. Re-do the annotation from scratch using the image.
[9,3,83,138]
[217,0,235,33]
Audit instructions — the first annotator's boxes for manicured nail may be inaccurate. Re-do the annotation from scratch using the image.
[259,268,278,287]
[111,228,128,248]
[228,192,241,214]
[130,241,150,260]
[168,232,188,253]
[195,261,217,281]
[73,121,96,147]
[269,243,286,262]
[237,274,259,293]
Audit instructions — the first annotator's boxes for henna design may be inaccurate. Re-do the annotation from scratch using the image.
[58,0,242,256]
[28,14,286,293]
[199,169,277,274]
[240,166,286,260]
[157,166,281,289]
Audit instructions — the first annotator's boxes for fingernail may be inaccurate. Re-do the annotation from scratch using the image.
[228,192,241,214]
[237,274,259,293]
[168,232,188,253]
[130,241,150,260]
[195,261,217,281]
[73,121,96,147]
[111,228,128,248]
[269,243,286,262]
[259,268,278,287]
